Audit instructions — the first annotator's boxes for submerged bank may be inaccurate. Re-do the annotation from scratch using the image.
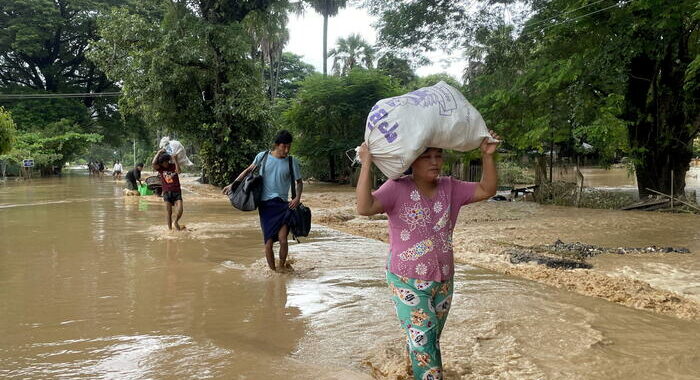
[288,182,700,321]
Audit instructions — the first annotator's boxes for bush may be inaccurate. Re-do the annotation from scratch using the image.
[497,161,534,187]
[579,189,636,209]
[534,180,634,209]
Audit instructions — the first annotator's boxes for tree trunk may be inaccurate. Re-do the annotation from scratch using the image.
[625,37,696,198]
[534,155,548,185]
[328,153,336,182]
[634,152,690,198]
[323,13,328,76]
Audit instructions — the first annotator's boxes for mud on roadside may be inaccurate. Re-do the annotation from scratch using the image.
[180,178,700,321]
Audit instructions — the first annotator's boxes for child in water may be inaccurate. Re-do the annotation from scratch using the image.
[152,150,185,230]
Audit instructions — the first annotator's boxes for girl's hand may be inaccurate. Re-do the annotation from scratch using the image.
[480,130,501,156]
[358,142,372,165]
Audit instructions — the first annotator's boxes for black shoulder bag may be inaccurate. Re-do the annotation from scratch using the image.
[229,152,268,211]
[287,156,311,239]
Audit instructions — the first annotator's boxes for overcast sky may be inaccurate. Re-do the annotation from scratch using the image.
[286,5,466,81]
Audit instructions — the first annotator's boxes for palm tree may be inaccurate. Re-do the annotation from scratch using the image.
[305,0,348,76]
[328,34,375,76]
[245,2,303,99]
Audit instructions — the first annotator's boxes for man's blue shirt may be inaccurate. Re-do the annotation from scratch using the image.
[252,151,302,201]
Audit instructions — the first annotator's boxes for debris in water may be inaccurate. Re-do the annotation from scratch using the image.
[504,240,691,270]
[506,249,592,269]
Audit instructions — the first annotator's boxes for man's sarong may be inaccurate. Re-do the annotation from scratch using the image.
[258,198,292,243]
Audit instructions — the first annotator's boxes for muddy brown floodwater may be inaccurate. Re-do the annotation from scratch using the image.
[1,172,699,379]
[579,166,700,203]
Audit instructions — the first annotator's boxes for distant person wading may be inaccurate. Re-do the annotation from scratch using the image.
[125,163,144,192]
[355,131,500,379]
[224,130,303,271]
[112,161,123,180]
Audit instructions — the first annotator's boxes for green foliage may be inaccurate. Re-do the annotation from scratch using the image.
[328,34,375,76]
[535,181,635,210]
[365,0,473,58]
[86,137,155,168]
[305,0,348,76]
[497,161,534,187]
[245,2,299,99]
[305,0,347,18]
[284,68,402,180]
[370,0,700,195]
[377,53,416,86]
[274,52,317,98]
[0,0,125,93]
[694,137,700,158]
[0,0,143,173]
[89,1,281,186]
[411,73,461,90]
[5,98,91,133]
[1,120,102,168]
[0,107,16,155]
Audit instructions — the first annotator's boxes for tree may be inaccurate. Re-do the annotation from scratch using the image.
[284,69,401,181]
[273,52,317,98]
[0,0,142,173]
[377,53,416,87]
[328,34,376,76]
[0,0,123,95]
[1,120,102,176]
[90,1,284,186]
[412,73,461,90]
[370,0,700,197]
[0,107,16,155]
[305,0,348,76]
[245,2,303,99]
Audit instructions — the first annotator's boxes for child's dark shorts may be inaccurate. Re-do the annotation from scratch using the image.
[162,191,182,205]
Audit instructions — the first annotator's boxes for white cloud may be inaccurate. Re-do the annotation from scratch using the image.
[287,5,465,82]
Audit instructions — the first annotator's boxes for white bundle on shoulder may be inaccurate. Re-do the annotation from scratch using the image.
[159,136,194,166]
[364,81,495,179]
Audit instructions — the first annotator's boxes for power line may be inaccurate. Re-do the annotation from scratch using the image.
[480,0,631,52]
[524,1,629,37]
[522,0,609,31]
[0,92,121,100]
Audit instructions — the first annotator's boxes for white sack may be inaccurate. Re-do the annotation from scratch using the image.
[364,81,494,179]
[159,136,194,166]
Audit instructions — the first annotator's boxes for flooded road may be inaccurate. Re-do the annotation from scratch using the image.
[580,166,700,203]
[1,173,699,379]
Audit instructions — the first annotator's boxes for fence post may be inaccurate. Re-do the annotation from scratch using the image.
[671,170,674,212]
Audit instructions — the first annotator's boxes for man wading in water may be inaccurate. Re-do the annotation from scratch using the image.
[356,131,500,379]
[224,130,303,271]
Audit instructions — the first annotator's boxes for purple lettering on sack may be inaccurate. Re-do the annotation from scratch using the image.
[366,105,399,143]
[378,121,399,143]
[369,108,388,124]
[383,83,459,116]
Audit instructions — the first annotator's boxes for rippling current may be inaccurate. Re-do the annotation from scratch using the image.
[0,173,698,379]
